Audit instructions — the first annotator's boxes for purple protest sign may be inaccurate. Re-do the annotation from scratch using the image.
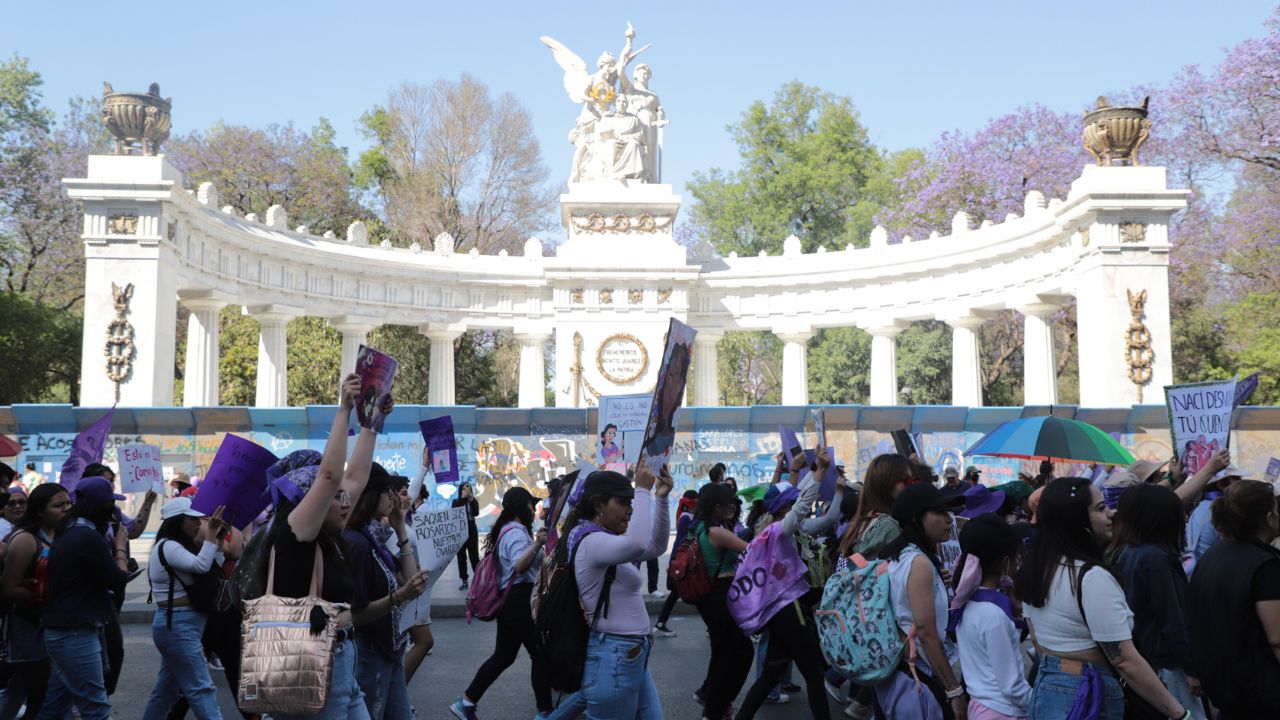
[727,524,810,635]
[192,434,278,530]
[1234,372,1261,408]
[420,416,458,485]
[354,345,399,432]
[59,407,115,487]
[778,426,803,463]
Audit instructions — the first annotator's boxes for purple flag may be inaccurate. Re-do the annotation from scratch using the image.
[727,524,810,635]
[59,407,115,488]
[192,434,278,530]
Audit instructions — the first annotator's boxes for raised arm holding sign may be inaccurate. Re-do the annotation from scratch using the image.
[639,319,697,474]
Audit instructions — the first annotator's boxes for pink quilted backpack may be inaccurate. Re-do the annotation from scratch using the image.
[465,524,524,622]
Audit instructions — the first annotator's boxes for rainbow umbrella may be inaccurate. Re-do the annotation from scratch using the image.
[964,416,1135,466]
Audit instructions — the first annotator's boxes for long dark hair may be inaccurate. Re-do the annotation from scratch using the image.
[600,424,618,442]
[882,512,943,575]
[695,483,735,529]
[840,453,911,555]
[19,484,67,535]
[1110,483,1183,558]
[73,500,116,533]
[1014,477,1111,608]
[485,498,534,554]
[155,514,200,555]
[556,491,610,563]
[348,483,386,528]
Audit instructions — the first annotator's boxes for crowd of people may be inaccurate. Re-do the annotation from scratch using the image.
[0,376,1275,720]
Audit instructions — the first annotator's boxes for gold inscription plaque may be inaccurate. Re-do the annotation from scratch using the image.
[595,333,649,385]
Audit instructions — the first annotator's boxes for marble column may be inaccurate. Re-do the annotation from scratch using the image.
[1019,303,1060,405]
[331,316,380,375]
[868,324,904,406]
[946,315,986,407]
[180,295,227,407]
[777,331,813,406]
[515,332,551,408]
[424,328,464,406]
[248,305,303,408]
[692,332,722,407]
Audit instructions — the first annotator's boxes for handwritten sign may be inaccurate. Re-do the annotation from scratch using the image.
[1165,379,1236,477]
[191,434,278,530]
[419,416,458,485]
[354,345,398,432]
[596,334,649,384]
[117,443,162,494]
[398,506,469,632]
[600,393,651,467]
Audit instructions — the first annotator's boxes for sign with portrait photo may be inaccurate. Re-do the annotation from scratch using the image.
[639,319,697,474]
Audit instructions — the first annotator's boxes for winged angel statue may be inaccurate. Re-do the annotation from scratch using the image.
[541,22,666,184]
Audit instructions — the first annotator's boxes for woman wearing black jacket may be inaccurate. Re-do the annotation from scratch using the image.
[453,483,480,590]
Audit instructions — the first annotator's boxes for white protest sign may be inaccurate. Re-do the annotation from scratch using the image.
[398,505,470,632]
[117,444,163,494]
[1165,379,1236,477]
[600,393,652,467]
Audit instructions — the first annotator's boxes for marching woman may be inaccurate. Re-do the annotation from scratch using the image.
[688,481,751,720]
[547,465,673,720]
[140,498,227,720]
[1014,477,1190,720]
[734,448,839,720]
[451,487,552,720]
[35,476,130,720]
[0,483,72,720]
[256,373,382,720]
[346,464,428,720]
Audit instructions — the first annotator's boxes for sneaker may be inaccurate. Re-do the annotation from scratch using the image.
[693,688,705,707]
[825,678,849,705]
[208,654,225,672]
[653,623,676,637]
[459,581,469,591]
[845,700,874,720]
[450,699,478,720]
[651,589,668,598]
[765,692,790,704]
[782,682,802,693]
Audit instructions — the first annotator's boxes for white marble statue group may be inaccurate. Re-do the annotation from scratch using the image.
[541,22,667,185]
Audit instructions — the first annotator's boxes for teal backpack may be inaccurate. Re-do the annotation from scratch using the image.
[815,553,909,684]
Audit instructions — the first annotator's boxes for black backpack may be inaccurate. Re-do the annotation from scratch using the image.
[536,530,616,693]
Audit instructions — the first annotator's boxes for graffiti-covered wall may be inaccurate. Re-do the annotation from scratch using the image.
[4,404,1278,532]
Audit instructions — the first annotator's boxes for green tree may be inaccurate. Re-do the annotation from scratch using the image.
[688,82,883,255]
[897,323,953,405]
[808,328,871,404]
[0,291,79,404]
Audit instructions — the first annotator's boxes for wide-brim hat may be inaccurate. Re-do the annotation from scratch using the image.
[958,485,1006,519]
[1126,459,1168,484]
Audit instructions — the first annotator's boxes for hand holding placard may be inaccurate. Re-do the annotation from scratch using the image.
[191,435,278,530]
[117,443,162,494]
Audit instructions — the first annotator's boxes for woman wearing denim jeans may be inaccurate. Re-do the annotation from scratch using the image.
[1015,478,1190,720]
[344,463,428,720]
[139,497,228,720]
[547,466,673,720]
[35,476,130,720]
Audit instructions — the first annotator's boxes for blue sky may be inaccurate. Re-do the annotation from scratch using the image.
[5,1,1275,196]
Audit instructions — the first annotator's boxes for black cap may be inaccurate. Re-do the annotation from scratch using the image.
[891,482,965,524]
[502,486,536,510]
[368,463,409,491]
[582,470,634,500]
[958,512,1032,564]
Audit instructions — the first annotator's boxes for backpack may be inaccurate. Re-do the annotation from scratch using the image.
[465,524,525,622]
[536,529,616,693]
[796,531,836,590]
[669,522,718,604]
[815,553,909,684]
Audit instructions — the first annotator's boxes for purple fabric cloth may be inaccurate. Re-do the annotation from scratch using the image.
[266,450,322,508]
[875,669,946,720]
[726,523,809,634]
[1064,665,1105,720]
[58,408,115,487]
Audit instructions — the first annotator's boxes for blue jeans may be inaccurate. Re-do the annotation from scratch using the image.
[355,637,412,720]
[1158,668,1205,720]
[142,607,222,720]
[272,637,370,720]
[546,632,662,720]
[35,626,110,720]
[755,630,794,700]
[1028,655,1123,719]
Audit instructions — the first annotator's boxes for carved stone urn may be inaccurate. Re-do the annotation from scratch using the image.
[1083,96,1151,167]
[101,82,172,155]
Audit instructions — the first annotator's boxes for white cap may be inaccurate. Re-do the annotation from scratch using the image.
[159,497,206,521]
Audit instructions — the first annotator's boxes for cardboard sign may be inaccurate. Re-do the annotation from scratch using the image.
[354,345,399,432]
[639,319,697,474]
[419,416,458,485]
[778,426,803,464]
[811,409,827,451]
[599,393,651,469]
[891,429,921,459]
[398,506,470,632]
[1165,379,1237,477]
[117,443,162,494]
[191,435,278,530]
[1266,458,1280,484]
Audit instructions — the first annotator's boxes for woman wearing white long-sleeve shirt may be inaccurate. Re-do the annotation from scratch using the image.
[140,497,226,720]
[548,465,673,720]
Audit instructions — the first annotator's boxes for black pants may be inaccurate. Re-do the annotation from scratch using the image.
[105,612,123,696]
[5,659,49,718]
[646,558,659,593]
[656,591,680,626]
[457,533,479,582]
[694,580,753,719]
[464,582,552,712]
[168,604,247,719]
[735,601,830,720]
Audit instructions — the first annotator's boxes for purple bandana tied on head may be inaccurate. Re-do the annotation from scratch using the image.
[266,450,323,509]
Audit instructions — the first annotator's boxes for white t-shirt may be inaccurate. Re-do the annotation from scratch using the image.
[956,599,1032,717]
[1023,559,1133,654]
